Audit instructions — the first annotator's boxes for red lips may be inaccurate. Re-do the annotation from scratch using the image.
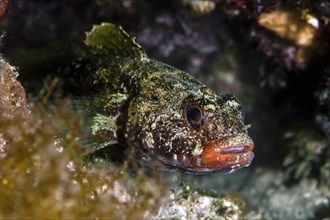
[200,136,254,172]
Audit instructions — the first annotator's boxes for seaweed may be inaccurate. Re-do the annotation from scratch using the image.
[0,58,166,219]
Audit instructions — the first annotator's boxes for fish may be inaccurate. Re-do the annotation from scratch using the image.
[75,23,254,173]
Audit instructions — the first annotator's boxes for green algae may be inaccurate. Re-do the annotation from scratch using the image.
[0,100,166,219]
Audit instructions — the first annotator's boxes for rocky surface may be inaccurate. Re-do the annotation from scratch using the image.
[0,57,28,119]
[172,168,330,219]
[153,185,246,220]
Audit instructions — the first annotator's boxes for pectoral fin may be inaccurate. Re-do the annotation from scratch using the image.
[72,93,128,152]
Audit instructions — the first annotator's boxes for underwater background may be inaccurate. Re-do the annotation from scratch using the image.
[1,0,330,219]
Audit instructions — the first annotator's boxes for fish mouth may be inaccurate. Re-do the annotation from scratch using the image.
[196,133,254,173]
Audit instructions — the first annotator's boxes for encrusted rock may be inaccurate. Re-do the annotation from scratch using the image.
[0,57,28,120]
[153,185,246,220]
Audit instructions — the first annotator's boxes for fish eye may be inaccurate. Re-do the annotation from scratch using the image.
[184,103,207,130]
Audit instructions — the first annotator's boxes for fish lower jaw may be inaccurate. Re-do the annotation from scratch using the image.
[163,148,254,173]
[175,150,253,173]
[138,134,254,173]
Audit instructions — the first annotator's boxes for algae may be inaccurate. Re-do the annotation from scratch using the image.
[0,59,166,219]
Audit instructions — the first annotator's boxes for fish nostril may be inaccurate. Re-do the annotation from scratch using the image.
[222,94,235,101]
[217,94,240,108]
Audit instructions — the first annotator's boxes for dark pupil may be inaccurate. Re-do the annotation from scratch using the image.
[185,104,206,130]
[187,107,201,122]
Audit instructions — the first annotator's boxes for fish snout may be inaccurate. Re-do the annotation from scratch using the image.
[199,133,254,173]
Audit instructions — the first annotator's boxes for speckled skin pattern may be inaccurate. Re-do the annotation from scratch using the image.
[83,23,254,173]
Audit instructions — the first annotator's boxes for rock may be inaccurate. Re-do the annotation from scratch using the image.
[0,57,28,120]
[153,185,246,220]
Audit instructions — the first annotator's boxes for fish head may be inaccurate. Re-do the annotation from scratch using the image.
[176,88,255,173]
[126,71,254,173]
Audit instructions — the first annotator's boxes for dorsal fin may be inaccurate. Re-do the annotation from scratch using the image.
[85,23,147,60]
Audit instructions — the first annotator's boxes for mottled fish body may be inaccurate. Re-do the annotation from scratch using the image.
[80,23,254,173]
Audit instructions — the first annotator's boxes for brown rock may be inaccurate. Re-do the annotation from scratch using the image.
[0,57,28,120]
